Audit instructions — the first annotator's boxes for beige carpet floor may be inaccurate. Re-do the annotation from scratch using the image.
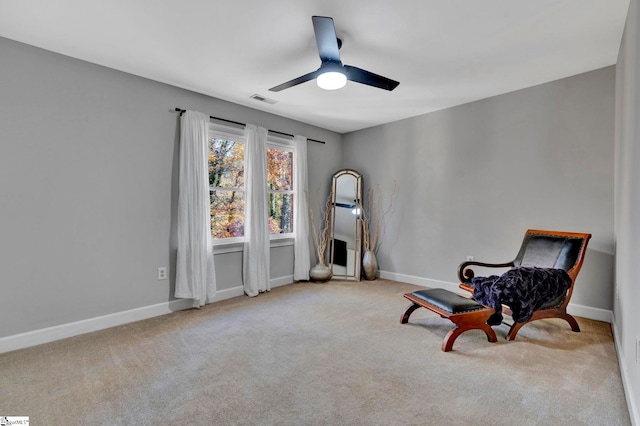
[0,279,631,425]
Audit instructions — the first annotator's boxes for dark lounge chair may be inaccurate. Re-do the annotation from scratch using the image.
[458,229,591,341]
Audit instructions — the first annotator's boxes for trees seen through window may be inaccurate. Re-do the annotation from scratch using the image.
[208,135,294,241]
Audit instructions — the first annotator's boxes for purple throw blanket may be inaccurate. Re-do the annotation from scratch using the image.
[471,267,571,324]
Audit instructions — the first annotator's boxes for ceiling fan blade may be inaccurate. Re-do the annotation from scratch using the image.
[344,65,399,91]
[312,16,341,63]
[269,69,320,92]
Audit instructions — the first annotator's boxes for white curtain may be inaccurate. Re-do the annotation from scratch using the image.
[293,135,310,280]
[243,124,270,297]
[175,110,216,307]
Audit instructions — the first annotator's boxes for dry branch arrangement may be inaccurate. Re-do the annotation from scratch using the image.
[361,183,396,253]
[308,189,333,266]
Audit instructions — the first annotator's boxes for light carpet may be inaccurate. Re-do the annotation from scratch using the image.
[0,279,631,425]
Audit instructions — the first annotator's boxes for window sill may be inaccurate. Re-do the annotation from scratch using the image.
[212,237,294,254]
[213,241,244,254]
[270,237,294,248]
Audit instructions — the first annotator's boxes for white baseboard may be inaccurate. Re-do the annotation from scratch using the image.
[379,270,465,294]
[611,318,639,426]
[271,275,294,288]
[566,303,613,323]
[0,298,190,354]
[379,269,613,323]
[0,276,293,354]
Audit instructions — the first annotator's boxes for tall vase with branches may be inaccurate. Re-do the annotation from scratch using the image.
[308,190,333,281]
[360,183,395,280]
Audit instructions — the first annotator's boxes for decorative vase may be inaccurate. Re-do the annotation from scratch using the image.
[309,263,332,282]
[362,250,378,280]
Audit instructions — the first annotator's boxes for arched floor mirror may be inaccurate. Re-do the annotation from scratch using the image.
[329,169,363,280]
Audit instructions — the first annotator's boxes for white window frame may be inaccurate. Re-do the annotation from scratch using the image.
[209,123,246,246]
[266,136,296,240]
[208,124,296,246]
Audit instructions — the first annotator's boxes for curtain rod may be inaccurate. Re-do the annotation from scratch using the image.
[174,108,325,144]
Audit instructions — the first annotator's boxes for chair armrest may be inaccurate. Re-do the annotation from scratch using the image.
[457,260,514,284]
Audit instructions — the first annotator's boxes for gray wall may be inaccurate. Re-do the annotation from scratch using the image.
[614,0,640,420]
[343,67,615,311]
[0,37,342,338]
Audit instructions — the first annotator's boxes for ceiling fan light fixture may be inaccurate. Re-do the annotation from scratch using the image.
[268,16,399,93]
[317,70,347,90]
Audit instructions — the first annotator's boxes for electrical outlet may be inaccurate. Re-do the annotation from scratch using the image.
[466,255,474,261]
[158,267,167,280]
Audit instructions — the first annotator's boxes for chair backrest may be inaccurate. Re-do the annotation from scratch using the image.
[513,229,591,282]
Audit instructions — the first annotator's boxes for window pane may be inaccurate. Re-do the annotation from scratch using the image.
[211,190,244,238]
[268,193,293,234]
[267,148,293,191]
[209,138,244,188]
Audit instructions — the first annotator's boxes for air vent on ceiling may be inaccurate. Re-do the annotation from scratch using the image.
[250,94,277,104]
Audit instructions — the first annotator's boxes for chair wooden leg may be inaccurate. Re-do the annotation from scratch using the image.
[506,308,581,341]
[481,324,498,343]
[558,313,581,332]
[400,303,421,324]
[506,322,524,341]
[443,311,498,352]
[442,327,465,352]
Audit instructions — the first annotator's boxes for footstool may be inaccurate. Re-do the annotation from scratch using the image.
[400,288,497,352]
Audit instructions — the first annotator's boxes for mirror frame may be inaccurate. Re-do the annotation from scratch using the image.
[328,169,363,280]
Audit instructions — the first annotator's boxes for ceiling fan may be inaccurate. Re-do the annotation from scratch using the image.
[269,16,400,92]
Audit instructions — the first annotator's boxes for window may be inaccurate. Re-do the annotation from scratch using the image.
[208,126,295,243]
[267,144,294,237]
[209,135,245,241]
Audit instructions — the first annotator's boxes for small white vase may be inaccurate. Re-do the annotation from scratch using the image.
[309,263,332,282]
[362,250,378,280]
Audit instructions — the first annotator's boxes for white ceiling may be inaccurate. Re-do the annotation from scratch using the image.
[0,0,630,133]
